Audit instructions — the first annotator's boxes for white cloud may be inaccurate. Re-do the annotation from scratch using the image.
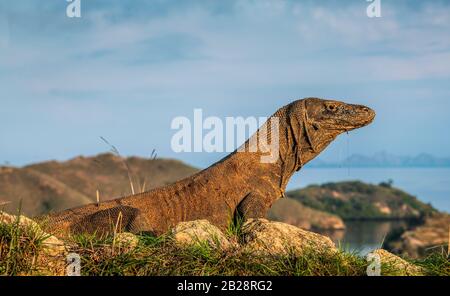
[2,0,450,100]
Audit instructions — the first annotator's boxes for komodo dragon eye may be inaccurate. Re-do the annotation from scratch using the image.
[325,103,338,112]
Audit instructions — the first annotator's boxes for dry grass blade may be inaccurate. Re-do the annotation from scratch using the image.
[100,136,135,195]
[96,190,100,207]
[141,181,146,193]
[150,149,157,160]
[111,211,123,255]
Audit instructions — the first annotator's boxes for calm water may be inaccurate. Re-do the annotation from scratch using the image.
[319,221,409,255]
[286,168,450,254]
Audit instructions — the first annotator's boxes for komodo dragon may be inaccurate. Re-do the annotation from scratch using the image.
[40,98,375,236]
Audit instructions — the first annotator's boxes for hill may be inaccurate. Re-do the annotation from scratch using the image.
[385,213,450,258]
[268,198,345,230]
[287,181,437,220]
[0,153,198,216]
[0,166,93,215]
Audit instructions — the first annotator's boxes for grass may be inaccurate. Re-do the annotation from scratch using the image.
[226,210,245,238]
[1,210,449,276]
[0,215,49,275]
[1,218,449,276]
[69,234,369,276]
[413,250,450,276]
[99,136,158,195]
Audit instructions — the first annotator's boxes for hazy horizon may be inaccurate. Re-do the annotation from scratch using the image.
[3,149,450,170]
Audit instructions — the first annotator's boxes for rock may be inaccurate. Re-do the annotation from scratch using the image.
[171,220,233,250]
[386,213,450,258]
[1,211,37,227]
[35,252,67,276]
[371,249,426,276]
[114,232,139,250]
[41,235,66,257]
[1,211,67,275]
[241,218,337,257]
[0,211,66,257]
[268,198,345,230]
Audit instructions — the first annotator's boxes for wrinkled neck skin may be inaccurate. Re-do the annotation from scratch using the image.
[235,103,332,198]
[275,104,323,193]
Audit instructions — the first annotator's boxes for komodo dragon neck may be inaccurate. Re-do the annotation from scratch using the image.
[42,98,373,237]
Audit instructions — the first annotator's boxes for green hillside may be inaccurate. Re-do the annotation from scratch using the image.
[287,181,437,220]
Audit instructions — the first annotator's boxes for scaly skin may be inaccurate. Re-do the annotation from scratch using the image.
[39,98,375,236]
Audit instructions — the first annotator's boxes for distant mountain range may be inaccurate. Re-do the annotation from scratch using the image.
[308,151,450,168]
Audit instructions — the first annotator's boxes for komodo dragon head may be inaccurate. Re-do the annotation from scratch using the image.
[280,97,375,170]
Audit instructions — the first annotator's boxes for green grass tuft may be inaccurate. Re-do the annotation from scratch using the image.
[0,216,48,275]
[226,211,245,238]
[412,252,450,276]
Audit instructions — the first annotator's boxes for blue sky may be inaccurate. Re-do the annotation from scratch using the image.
[1,0,450,168]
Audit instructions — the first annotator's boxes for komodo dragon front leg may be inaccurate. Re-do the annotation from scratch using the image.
[236,192,278,219]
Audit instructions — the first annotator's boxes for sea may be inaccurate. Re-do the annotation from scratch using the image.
[286,168,450,255]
